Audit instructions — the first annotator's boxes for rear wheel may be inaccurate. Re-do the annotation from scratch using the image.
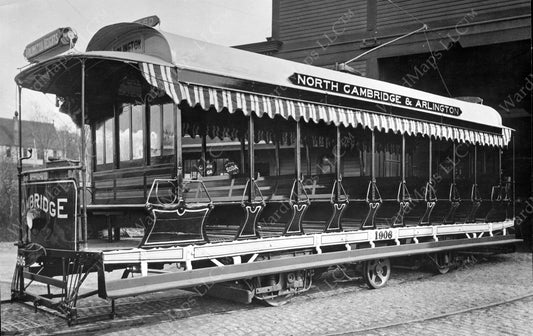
[363,258,391,289]
[433,252,452,274]
[252,271,312,306]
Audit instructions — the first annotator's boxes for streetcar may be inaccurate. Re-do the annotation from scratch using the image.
[11,19,520,324]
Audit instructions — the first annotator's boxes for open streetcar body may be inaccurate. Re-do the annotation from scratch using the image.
[11,21,519,324]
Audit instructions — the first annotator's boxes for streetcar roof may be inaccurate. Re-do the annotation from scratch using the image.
[16,22,512,146]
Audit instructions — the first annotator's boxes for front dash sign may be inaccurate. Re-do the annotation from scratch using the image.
[290,73,462,116]
[23,180,78,250]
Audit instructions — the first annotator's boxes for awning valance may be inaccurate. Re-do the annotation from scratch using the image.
[139,63,512,148]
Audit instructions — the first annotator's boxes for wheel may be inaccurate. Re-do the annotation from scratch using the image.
[257,293,294,307]
[252,271,312,306]
[363,258,391,289]
[434,252,452,274]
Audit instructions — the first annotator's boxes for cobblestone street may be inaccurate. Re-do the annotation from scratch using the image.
[1,243,531,335]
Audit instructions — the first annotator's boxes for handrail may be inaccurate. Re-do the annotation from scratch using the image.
[146,178,180,207]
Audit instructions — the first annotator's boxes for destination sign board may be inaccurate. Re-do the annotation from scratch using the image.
[134,15,160,27]
[23,180,78,250]
[290,73,462,116]
[23,27,77,63]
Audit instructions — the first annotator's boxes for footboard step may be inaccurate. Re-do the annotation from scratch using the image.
[204,283,254,304]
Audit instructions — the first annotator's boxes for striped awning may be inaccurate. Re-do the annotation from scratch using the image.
[139,63,512,148]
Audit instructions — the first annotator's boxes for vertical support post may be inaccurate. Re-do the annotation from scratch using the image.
[248,114,255,203]
[401,134,406,182]
[371,130,375,199]
[498,147,503,185]
[240,137,246,176]
[452,142,456,183]
[80,59,88,250]
[17,86,23,245]
[275,137,281,176]
[305,143,311,177]
[295,120,302,179]
[335,126,342,201]
[428,137,432,182]
[474,145,477,185]
[511,134,516,221]
[295,119,302,202]
[201,132,207,174]
[175,104,183,180]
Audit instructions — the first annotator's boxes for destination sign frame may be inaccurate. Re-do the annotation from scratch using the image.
[23,180,78,250]
[290,73,462,116]
[23,27,77,63]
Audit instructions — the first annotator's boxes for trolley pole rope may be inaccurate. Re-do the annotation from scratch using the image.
[344,24,427,64]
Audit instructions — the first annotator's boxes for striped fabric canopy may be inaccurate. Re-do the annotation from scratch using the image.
[140,63,512,148]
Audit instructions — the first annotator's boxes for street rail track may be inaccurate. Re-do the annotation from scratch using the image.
[326,292,533,336]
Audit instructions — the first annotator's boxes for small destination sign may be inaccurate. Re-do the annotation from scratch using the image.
[290,73,462,116]
[134,15,160,27]
[24,27,77,63]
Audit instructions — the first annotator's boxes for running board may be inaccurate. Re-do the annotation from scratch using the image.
[104,235,520,299]
[204,284,254,304]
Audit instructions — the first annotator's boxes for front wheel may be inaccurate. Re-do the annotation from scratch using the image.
[363,258,391,289]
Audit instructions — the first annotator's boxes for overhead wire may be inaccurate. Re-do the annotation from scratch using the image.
[384,0,452,96]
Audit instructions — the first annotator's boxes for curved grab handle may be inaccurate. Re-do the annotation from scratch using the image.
[490,185,503,202]
[146,178,213,208]
[424,181,437,202]
[290,179,310,205]
[330,179,349,204]
[366,180,382,203]
[146,178,180,207]
[470,184,481,202]
[396,180,412,203]
[448,183,461,202]
[242,178,265,206]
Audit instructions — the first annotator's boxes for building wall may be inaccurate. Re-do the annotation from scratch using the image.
[277,0,367,42]
[251,0,530,77]
[237,0,532,198]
